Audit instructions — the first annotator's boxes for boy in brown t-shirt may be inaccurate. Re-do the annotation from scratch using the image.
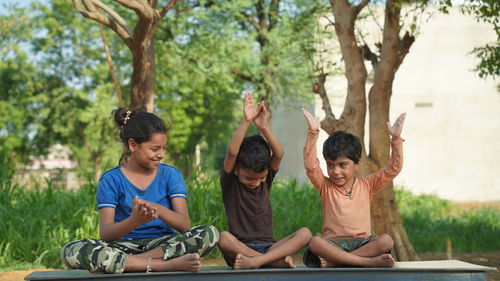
[218,92,312,270]
[301,108,406,268]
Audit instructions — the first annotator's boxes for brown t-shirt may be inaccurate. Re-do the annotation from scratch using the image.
[220,169,277,244]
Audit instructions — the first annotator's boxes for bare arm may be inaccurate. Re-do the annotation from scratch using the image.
[147,197,191,233]
[368,113,406,194]
[301,108,321,171]
[301,108,325,190]
[254,102,283,171]
[223,92,259,173]
[99,197,159,241]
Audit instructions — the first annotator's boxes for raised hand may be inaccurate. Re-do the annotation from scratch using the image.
[243,92,260,122]
[302,108,320,131]
[388,113,406,139]
[254,101,269,130]
[131,197,159,225]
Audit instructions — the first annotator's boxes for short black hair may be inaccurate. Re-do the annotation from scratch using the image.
[323,131,362,163]
[236,135,271,173]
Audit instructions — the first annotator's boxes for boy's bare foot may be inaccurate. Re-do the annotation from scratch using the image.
[284,256,297,268]
[233,254,261,270]
[161,253,201,272]
[368,254,395,268]
[270,255,296,268]
[319,256,338,268]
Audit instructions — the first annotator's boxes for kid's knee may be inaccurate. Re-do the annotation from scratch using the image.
[297,227,313,241]
[308,236,324,252]
[217,231,235,249]
[376,234,394,253]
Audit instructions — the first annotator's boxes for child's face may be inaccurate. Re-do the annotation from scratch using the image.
[129,133,167,170]
[325,156,360,187]
[235,166,268,189]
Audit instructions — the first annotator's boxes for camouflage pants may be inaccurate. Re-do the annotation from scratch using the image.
[60,224,219,274]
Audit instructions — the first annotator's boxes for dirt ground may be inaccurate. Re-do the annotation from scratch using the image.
[2,253,498,281]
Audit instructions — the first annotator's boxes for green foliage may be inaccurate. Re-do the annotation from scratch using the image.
[461,0,499,83]
[0,179,99,269]
[0,0,130,180]
[439,0,499,82]
[396,188,500,253]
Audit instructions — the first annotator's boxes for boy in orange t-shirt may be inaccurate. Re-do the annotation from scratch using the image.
[301,108,406,268]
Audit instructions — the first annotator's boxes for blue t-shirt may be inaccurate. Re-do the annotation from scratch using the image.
[96,164,187,239]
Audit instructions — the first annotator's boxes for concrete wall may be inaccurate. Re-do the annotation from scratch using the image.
[273,8,499,202]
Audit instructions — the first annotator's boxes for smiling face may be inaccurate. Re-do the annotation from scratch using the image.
[235,166,268,189]
[326,156,360,187]
[128,133,167,171]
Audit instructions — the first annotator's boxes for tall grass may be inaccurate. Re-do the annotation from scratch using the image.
[1,175,498,270]
[0,179,99,269]
[396,188,500,253]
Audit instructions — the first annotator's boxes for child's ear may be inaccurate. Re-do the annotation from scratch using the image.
[128,138,138,152]
[354,161,361,170]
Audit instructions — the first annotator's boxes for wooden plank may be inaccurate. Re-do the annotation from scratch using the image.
[25,260,496,281]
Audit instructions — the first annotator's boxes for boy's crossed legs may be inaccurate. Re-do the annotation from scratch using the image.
[307,234,395,268]
[218,227,312,270]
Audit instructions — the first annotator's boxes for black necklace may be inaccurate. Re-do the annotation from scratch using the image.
[338,179,355,200]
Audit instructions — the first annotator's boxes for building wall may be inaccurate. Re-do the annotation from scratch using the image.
[273,8,499,202]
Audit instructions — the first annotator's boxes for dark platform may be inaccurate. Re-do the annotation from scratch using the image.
[25,260,497,281]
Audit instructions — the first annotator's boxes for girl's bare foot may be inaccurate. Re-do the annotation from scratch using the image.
[368,254,395,268]
[160,253,201,272]
[270,256,296,268]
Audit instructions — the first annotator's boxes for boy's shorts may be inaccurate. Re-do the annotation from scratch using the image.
[224,241,275,268]
[303,236,373,268]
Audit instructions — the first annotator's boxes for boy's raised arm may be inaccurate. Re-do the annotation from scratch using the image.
[223,92,259,173]
[301,108,325,190]
[368,112,406,194]
[302,108,321,170]
[254,101,283,171]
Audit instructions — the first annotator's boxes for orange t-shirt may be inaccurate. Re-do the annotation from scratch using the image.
[303,131,403,239]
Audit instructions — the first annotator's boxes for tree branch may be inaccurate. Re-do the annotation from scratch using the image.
[256,0,267,30]
[396,31,415,70]
[241,11,261,32]
[269,0,280,30]
[362,43,379,71]
[315,72,335,121]
[72,0,133,48]
[354,0,370,15]
[159,0,180,19]
[113,0,143,11]
[99,24,124,107]
[92,0,132,34]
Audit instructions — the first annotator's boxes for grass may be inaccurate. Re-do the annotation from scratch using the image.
[396,188,500,253]
[0,179,99,270]
[0,175,498,270]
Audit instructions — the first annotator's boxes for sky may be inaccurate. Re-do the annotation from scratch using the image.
[0,0,46,14]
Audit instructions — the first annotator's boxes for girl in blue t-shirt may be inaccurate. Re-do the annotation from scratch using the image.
[60,108,219,274]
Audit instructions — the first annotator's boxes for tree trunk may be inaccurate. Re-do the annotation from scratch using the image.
[130,36,156,112]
